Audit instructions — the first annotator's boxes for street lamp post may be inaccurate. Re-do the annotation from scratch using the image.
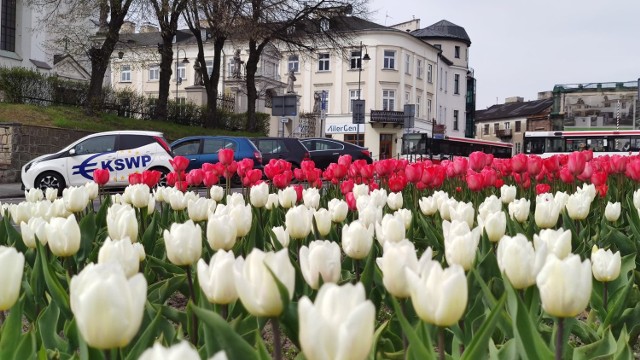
[356,41,370,146]
[174,44,189,102]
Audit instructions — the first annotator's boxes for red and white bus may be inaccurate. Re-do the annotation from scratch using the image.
[402,133,513,161]
[523,130,640,157]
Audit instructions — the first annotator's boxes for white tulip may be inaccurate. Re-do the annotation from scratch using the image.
[394,208,412,230]
[386,192,403,210]
[20,217,48,248]
[352,183,369,199]
[313,208,332,237]
[533,228,572,259]
[535,193,561,228]
[591,245,621,282]
[554,191,570,210]
[168,189,188,211]
[225,193,244,207]
[604,202,621,222]
[107,204,138,242]
[285,205,313,240]
[375,214,405,245]
[300,240,342,289]
[576,183,597,203]
[48,198,71,218]
[438,198,458,221]
[229,204,252,238]
[98,237,145,278]
[634,189,640,210]
[250,182,269,208]
[62,186,90,213]
[478,211,506,242]
[328,198,348,223]
[25,188,44,202]
[536,254,592,318]
[278,187,297,209]
[46,215,81,257]
[303,187,320,209]
[419,196,438,216]
[265,193,280,210]
[206,213,237,251]
[234,248,295,317]
[500,184,517,204]
[10,202,32,225]
[565,192,592,221]
[376,239,419,298]
[342,220,374,260]
[358,204,382,228]
[187,197,213,222]
[444,222,481,271]
[138,341,201,360]
[271,226,290,248]
[84,181,99,201]
[450,201,475,228]
[370,188,388,208]
[45,187,58,202]
[32,200,52,220]
[163,220,202,266]
[197,250,244,304]
[210,185,224,202]
[508,198,530,223]
[497,234,547,289]
[0,246,24,310]
[70,263,146,349]
[478,195,502,219]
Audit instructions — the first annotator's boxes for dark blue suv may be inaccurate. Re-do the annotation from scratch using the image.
[170,136,263,171]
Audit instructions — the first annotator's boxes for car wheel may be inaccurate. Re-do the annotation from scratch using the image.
[35,171,66,196]
[150,167,170,188]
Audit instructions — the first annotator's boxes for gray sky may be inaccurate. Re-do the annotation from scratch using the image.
[369,0,640,110]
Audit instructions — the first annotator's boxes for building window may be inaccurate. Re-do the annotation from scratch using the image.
[453,110,459,130]
[344,134,364,147]
[454,74,460,94]
[504,122,511,130]
[427,64,433,83]
[493,123,499,134]
[148,65,159,81]
[404,54,411,74]
[382,89,395,111]
[206,60,213,76]
[515,142,521,154]
[348,89,360,112]
[318,53,330,71]
[1,0,16,52]
[315,90,329,112]
[417,59,423,79]
[320,18,330,32]
[444,71,448,92]
[177,62,186,82]
[483,124,489,135]
[404,91,410,105]
[416,95,421,117]
[439,67,443,90]
[288,54,299,72]
[383,50,395,69]
[455,46,460,58]
[515,120,522,132]
[433,44,441,50]
[350,50,361,69]
[427,99,432,119]
[120,65,131,82]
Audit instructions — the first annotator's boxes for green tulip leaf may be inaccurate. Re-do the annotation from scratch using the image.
[368,320,389,360]
[94,194,111,230]
[488,338,517,360]
[190,303,258,360]
[460,293,506,360]
[470,268,513,337]
[76,212,97,265]
[147,274,186,304]
[360,241,377,296]
[141,212,159,255]
[504,280,554,360]
[265,264,300,348]
[613,326,632,360]
[389,296,436,359]
[124,307,164,360]
[0,295,25,358]
[37,302,70,351]
[36,240,72,318]
[572,328,617,360]
[5,215,26,252]
[147,255,186,277]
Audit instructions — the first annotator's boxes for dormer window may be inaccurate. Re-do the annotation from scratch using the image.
[320,19,329,32]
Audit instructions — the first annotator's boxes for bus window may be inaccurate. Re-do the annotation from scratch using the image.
[612,137,630,151]
[586,138,606,152]
[546,138,564,153]
[566,138,587,151]
[526,138,545,154]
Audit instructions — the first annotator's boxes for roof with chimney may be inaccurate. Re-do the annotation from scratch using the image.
[411,20,471,46]
[476,98,553,121]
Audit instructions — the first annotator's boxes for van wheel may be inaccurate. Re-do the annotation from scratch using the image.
[35,171,66,196]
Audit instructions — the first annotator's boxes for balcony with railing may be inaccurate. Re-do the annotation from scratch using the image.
[370,110,404,125]
[496,128,512,138]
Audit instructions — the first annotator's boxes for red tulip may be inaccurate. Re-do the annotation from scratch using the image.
[388,173,407,192]
[169,156,190,173]
[345,192,357,210]
[174,181,188,192]
[590,170,608,186]
[610,155,627,174]
[494,178,505,189]
[567,152,586,176]
[626,158,640,181]
[340,179,354,195]
[535,183,551,195]
[453,157,468,176]
[481,167,498,188]
[236,158,254,177]
[369,181,380,191]
[583,149,593,162]
[294,168,305,182]
[186,169,204,186]
[543,156,559,173]
[527,155,543,176]
[511,153,528,173]
[92,168,110,186]
[466,170,484,191]
[203,172,219,187]
[128,172,143,185]
[272,173,291,189]
[142,170,161,188]
[596,184,608,198]
[577,162,593,182]
[559,167,574,184]
[218,148,235,166]
[338,154,352,168]
[294,185,303,202]
[405,163,423,183]
[469,151,487,172]
[223,161,238,179]
[374,159,395,178]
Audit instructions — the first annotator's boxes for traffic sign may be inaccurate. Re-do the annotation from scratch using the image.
[352,99,365,124]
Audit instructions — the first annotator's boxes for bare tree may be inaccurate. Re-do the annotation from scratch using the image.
[236,0,368,132]
[147,0,190,120]
[182,0,243,128]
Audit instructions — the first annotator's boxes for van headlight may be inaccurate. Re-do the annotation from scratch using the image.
[24,161,36,172]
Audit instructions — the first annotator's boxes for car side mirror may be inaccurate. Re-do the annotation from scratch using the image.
[69,148,76,156]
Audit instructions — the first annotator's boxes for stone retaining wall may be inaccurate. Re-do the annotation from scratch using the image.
[0,123,93,183]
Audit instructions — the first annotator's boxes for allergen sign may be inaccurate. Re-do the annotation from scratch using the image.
[325,124,365,134]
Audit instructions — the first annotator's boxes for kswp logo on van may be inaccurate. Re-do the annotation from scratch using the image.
[72,152,152,180]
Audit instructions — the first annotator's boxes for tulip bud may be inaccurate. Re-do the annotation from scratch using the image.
[0,246,24,310]
[300,240,341,289]
[63,186,90,213]
[298,283,375,360]
[285,205,313,240]
[508,198,530,223]
[478,211,506,242]
[187,197,214,222]
[278,187,297,209]
[369,188,388,208]
[10,202,32,225]
[265,193,279,210]
[84,181,99,201]
[604,202,621,222]
[376,239,419,298]
[45,187,58,202]
[226,193,245,207]
[394,208,412,230]
[228,204,252,238]
[234,248,295,317]
[168,189,188,210]
[534,193,560,228]
[328,198,348,223]
[444,221,481,271]
[25,188,44,202]
[206,213,237,251]
[271,226,290,248]
[70,263,146,349]
[163,220,202,266]
[478,195,502,218]
[419,196,438,216]
[98,237,145,278]
[303,187,320,209]
[386,192,403,210]
[449,201,475,228]
[49,198,71,218]
[565,192,591,220]
[497,234,547,289]
[438,198,458,221]
[313,208,332,237]
[197,251,243,304]
[554,191,570,210]
[500,184,517,204]
[138,341,202,360]
[46,214,81,257]
[591,245,621,282]
[536,254,592,318]
[250,182,269,208]
[107,204,138,242]
[20,217,48,248]
[406,262,468,327]
[375,214,405,245]
[533,228,571,259]
[210,185,224,202]
[342,220,374,260]
[358,204,382,228]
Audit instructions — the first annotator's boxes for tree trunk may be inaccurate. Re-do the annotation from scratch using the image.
[202,36,225,128]
[245,39,261,132]
[155,37,175,120]
[86,34,119,114]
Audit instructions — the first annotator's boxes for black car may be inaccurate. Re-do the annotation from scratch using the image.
[251,137,310,168]
[299,138,373,169]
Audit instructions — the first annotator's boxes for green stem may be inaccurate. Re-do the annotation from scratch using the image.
[604,282,609,311]
[272,318,282,360]
[555,317,564,360]
[401,299,408,358]
[0,310,5,327]
[459,319,465,355]
[438,326,445,360]
[220,303,228,321]
[354,259,360,283]
[185,266,198,345]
